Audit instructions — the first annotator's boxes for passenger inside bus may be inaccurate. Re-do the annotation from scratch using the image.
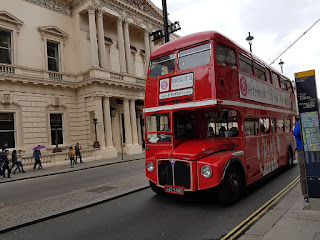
[205,109,239,138]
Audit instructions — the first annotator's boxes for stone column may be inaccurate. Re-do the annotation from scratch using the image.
[124,20,133,74]
[123,99,132,146]
[130,99,139,145]
[144,29,151,66]
[88,5,99,67]
[103,97,114,149]
[94,96,106,149]
[117,17,126,73]
[97,8,107,68]
[137,115,142,145]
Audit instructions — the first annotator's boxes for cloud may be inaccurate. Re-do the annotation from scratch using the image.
[150,0,320,91]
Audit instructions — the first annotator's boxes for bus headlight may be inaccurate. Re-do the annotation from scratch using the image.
[146,162,154,172]
[201,165,212,178]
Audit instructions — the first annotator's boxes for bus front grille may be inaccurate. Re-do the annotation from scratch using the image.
[158,160,191,189]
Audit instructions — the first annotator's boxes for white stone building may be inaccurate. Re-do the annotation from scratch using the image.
[0,0,166,165]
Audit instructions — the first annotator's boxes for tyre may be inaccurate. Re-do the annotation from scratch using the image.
[218,166,244,206]
[287,148,294,169]
[149,180,165,195]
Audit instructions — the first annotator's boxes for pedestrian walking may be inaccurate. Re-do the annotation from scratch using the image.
[2,149,10,178]
[0,148,4,177]
[68,147,76,167]
[10,150,18,173]
[74,143,83,164]
[12,150,25,174]
[293,116,308,204]
[33,150,43,170]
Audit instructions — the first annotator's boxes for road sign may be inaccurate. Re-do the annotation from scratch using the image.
[295,70,320,206]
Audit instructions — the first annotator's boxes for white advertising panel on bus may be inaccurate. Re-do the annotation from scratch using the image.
[171,73,194,90]
[159,88,193,99]
[239,73,291,108]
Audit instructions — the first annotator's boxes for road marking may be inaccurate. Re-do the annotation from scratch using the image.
[220,176,300,240]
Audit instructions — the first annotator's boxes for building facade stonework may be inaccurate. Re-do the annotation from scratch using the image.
[0,0,165,165]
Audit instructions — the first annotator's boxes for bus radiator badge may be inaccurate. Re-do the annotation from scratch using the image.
[170,159,175,165]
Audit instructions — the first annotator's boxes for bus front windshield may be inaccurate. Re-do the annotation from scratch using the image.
[206,112,239,138]
[173,109,239,141]
[149,54,175,78]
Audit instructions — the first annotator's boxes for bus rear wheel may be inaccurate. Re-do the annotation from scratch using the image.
[287,148,294,169]
[149,180,164,195]
[218,166,244,205]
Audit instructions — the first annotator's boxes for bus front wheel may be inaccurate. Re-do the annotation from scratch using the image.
[149,180,164,195]
[218,166,244,205]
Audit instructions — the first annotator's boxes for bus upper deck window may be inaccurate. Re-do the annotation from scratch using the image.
[178,43,211,70]
[271,72,280,88]
[254,62,266,81]
[149,53,175,78]
[215,44,237,69]
[287,81,293,93]
[239,54,253,76]
[266,69,271,84]
[280,77,287,90]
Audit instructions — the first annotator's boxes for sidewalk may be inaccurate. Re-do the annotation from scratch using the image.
[0,151,146,184]
[240,184,320,240]
[0,152,149,233]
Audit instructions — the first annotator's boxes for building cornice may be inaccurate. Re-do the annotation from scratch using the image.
[22,0,163,29]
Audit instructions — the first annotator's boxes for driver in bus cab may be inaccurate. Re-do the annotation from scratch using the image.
[207,126,215,137]
[219,126,226,137]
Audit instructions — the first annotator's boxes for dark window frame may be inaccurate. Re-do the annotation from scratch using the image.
[50,113,64,145]
[47,41,60,72]
[0,112,15,149]
[0,29,13,65]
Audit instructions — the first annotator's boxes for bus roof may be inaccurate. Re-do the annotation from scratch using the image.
[151,31,291,81]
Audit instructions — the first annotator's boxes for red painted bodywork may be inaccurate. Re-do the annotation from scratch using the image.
[144,31,296,194]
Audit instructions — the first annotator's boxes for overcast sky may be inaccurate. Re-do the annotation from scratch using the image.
[152,0,320,93]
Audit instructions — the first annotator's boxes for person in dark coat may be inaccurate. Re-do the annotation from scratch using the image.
[2,149,10,178]
[33,150,43,170]
[11,150,25,174]
[294,117,308,203]
[0,148,4,177]
[74,143,83,164]
[10,150,18,172]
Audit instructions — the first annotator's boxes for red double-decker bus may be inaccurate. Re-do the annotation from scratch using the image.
[144,31,296,205]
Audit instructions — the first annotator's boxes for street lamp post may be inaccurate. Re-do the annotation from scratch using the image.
[162,0,169,43]
[93,118,100,148]
[52,120,62,153]
[246,32,254,53]
[279,59,284,73]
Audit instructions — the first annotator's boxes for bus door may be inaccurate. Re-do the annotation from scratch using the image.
[244,118,261,183]
[259,118,279,176]
[276,119,287,166]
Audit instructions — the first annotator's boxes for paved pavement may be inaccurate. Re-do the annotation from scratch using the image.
[1,152,320,240]
[239,184,320,240]
[0,152,146,184]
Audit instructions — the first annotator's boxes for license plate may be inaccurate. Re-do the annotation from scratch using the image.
[165,186,184,195]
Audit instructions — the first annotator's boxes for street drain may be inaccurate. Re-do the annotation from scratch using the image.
[87,186,116,193]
